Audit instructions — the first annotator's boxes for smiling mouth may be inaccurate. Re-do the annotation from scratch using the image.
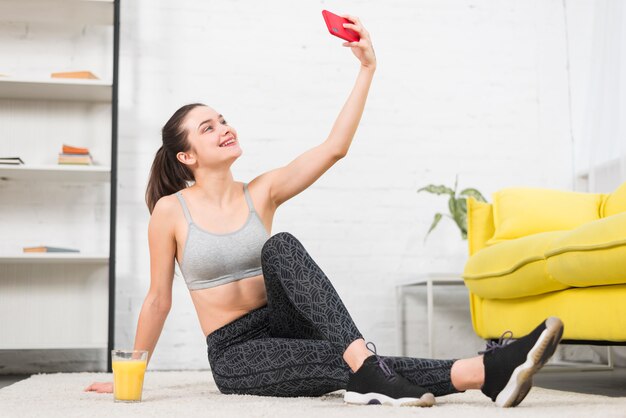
[219,138,237,147]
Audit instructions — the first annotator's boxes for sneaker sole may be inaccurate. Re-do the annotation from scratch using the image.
[344,391,436,407]
[495,316,564,408]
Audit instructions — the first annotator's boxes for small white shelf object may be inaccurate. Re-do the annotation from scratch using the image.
[0,165,111,182]
[0,254,109,264]
[396,272,466,358]
[0,78,112,102]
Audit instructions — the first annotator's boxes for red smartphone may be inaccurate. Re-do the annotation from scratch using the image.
[322,10,360,43]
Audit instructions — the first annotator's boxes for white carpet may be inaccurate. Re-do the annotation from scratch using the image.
[1,371,624,418]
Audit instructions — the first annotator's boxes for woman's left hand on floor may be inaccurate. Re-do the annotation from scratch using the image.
[341,14,376,70]
[84,381,113,393]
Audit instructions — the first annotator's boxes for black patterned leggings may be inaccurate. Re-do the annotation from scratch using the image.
[206,232,458,397]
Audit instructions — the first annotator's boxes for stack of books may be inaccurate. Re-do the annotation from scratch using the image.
[58,144,93,165]
[0,157,25,165]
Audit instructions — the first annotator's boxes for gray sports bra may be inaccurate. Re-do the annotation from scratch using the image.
[175,183,270,291]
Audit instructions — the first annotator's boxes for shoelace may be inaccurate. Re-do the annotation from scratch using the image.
[366,341,393,377]
[478,330,515,355]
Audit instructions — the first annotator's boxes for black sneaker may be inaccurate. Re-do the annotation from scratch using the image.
[344,342,435,407]
[481,316,564,408]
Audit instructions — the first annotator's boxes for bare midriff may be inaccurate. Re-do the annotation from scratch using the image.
[189,273,268,338]
[172,181,275,339]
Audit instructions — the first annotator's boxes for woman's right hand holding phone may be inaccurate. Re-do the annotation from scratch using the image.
[341,15,376,70]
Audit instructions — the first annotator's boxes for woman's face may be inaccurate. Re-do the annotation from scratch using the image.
[178,105,241,168]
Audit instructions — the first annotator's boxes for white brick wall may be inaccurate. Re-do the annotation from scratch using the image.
[0,0,604,372]
[0,0,592,372]
[0,0,598,372]
[111,0,595,370]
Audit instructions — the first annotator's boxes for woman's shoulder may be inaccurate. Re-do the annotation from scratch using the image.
[152,191,184,219]
[148,192,188,240]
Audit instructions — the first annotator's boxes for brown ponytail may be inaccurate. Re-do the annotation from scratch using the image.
[145,103,206,214]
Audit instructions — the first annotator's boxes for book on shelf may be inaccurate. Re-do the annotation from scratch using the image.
[23,246,80,253]
[59,154,93,165]
[0,157,25,165]
[58,144,93,165]
[62,144,90,155]
[51,71,99,80]
[58,154,93,165]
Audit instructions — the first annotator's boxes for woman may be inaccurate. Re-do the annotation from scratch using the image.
[85,15,564,407]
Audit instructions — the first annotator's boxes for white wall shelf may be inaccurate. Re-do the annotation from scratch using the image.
[0,0,114,26]
[0,78,112,102]
[0,254,109,264]
[0,165,111,182]
[0,0,118,371]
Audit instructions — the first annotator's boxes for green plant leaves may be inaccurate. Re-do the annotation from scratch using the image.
[418,178,485,241]
[449,197,467,238]
[424,212,443,241]
[417,185,455,196]
[448,194,458,217]
[459,188,487,202]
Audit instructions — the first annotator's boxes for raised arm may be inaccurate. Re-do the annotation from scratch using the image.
[253,14,377,207]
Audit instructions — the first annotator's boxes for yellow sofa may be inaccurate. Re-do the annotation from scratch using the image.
[462,181,626,342]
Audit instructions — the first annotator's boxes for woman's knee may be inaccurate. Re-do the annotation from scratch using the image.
[261,232,303,262]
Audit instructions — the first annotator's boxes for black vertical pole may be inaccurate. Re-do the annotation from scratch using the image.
[107,0,120,373]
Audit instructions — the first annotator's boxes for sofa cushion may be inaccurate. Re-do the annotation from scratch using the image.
[466,197,495,256]
[546,212,626,287]
[463,231,570,299]
[487,188,603,245]
[603,181,626,217]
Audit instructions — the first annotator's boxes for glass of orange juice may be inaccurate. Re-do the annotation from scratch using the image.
[111,349,148,403]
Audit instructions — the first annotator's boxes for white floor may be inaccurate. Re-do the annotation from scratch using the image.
[1,370,625,418]
[2,367,625,395]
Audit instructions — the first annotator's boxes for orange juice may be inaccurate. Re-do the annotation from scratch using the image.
[112,359,147,402]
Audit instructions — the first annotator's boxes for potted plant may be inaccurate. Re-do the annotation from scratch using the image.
[418,176,486,240]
